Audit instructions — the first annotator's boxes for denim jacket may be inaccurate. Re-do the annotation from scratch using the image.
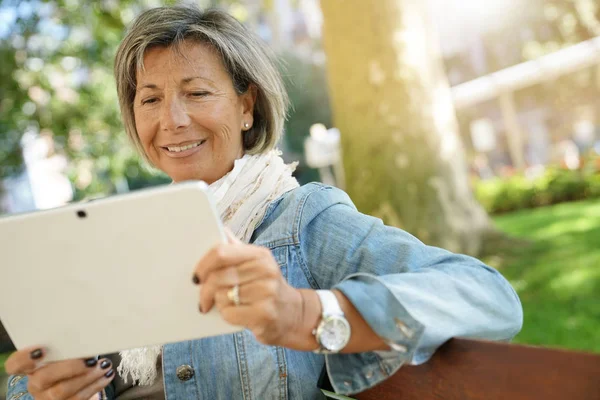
[7,183,523,399]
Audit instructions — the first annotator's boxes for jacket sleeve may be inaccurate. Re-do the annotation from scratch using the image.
[5,374,33,400]
[297,185,523,395]
[5,373,113,399]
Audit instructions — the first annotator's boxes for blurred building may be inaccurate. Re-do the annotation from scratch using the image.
[428,0,600,177]
[249,0,600,179]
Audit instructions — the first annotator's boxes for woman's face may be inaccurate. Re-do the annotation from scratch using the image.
[133,40,256,184]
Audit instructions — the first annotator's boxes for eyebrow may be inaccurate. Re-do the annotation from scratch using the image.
[136,76,213,92]
[182,76,209,84]
[137,83,158,91]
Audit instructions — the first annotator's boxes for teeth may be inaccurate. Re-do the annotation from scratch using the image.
[167,141,203,152]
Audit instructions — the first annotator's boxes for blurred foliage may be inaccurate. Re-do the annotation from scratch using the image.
[475,154,600,214]
[0,0,331,200]
[0,41,26,178]
[281,52,331,155]
[0,351,6,374]
[0,0,181,201]
[522,0,600,58]
[280,51,331,184]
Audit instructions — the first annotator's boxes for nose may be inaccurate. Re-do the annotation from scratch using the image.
[160,95,191,132]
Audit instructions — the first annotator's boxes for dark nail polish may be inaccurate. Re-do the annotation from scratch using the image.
[30,349,43,360]
[192,275,200,285]
[100,360,112,369]
[85,358,98,367]
[104,369,114,378]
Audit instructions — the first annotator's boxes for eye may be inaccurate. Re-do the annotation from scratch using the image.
[141,97,158,105]
[189,91,209,98]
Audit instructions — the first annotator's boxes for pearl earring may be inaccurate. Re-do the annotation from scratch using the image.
[244,122,250,129]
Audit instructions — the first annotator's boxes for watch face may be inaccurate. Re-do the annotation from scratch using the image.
[318,316,351,352]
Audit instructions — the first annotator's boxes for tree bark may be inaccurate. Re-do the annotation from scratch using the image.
[319,0,495,255]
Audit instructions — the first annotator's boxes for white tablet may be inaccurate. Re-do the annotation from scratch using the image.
[0,181,242,362]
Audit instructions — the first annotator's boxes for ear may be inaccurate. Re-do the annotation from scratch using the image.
[240,83,258,130]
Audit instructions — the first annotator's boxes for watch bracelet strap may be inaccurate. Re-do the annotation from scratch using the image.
[316,290,344,317]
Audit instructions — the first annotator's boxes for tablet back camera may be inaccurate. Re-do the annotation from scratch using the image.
[77,210,87,219]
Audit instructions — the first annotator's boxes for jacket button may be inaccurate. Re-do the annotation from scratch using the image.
[176,365,195,381]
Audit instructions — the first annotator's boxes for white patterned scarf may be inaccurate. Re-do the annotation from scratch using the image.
[117,150,299,385]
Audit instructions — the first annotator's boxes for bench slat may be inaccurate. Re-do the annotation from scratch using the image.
[356,338,600,400]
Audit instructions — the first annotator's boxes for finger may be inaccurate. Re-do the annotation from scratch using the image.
[200,260,273,312]
[214,279,279,310]
[66,368,115,400]
[195,243,268,283]
[28,357,105,392]
[4,346,45,375]
[33,359,113,400]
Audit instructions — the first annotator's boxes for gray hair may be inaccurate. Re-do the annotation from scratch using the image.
[114,5,289,161]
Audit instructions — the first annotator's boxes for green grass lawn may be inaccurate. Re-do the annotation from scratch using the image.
[486,198,600,353]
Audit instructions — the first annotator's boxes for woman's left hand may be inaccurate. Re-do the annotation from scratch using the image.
[193,231,307,348]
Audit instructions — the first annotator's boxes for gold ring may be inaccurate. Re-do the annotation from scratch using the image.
[227,284,240,306]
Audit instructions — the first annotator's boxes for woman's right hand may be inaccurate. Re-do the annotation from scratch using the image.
[4,346,116,400]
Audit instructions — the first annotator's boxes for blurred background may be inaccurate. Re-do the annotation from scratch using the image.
[1,0,600,394]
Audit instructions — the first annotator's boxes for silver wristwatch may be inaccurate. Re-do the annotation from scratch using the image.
[312,290,351,354]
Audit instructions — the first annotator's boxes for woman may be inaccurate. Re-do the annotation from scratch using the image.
[5,5,522,400]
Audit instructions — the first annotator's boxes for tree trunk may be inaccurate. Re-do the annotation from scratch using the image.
[319,0,494,255]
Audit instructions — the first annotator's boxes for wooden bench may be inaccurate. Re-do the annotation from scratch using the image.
[3,325,600,399]
[355,338,600,400]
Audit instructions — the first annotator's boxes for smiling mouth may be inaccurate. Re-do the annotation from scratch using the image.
[162,139,206,153]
